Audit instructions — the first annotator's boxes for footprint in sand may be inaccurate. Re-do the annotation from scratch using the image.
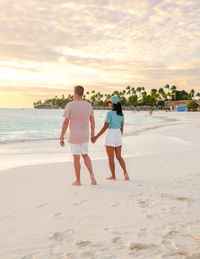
[147,214,154,219]
[48,232,64,241]
[127,242,156,251]
[54,212,63,218]
[36,202,49,208]
[79,250,96,258]
[136,200,150,208]
[21,255,33,259]
[185,255,200,259]
[109,201,120,207]
[112,236,122,244]
[176,251,188,256]
[73,200,87,206]
[65,252,77,259]
[111,230,122,235]
[0,214,12,219]
[74,240,92,247]
[160,193,194,203]
[104,228,122,236]
[173,196,193,202]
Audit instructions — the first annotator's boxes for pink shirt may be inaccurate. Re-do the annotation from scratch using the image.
[63,100,94,144]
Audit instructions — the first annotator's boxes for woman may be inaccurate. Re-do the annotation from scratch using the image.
[92,96,129,181]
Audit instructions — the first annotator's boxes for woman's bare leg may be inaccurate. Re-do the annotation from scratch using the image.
[106,146,116,180]
[115,146,129,180]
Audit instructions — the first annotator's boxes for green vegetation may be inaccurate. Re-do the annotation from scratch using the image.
[33,85,200,109]
[187,100,199,111]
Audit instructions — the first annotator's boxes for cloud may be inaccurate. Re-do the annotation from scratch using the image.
[0,0,200,107]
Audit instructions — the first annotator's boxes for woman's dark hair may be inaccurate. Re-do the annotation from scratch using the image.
[113,102,123,116]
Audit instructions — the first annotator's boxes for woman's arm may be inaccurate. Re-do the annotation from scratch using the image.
[92,122,109,142]
[120,122,124,135]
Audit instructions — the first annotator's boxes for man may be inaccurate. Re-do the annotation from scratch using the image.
[60,85,97,186]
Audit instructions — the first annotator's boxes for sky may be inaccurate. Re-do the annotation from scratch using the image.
[0,0,200,108]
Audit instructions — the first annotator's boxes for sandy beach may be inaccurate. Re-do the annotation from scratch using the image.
[0,111,200,259]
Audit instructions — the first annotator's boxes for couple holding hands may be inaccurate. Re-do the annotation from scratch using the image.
[60,85,129,186]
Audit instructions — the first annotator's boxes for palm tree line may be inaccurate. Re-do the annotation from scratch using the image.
[33,84,200,109]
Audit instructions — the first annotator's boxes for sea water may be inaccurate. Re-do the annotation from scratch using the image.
[0,108,164,144]
[0,108,169,170]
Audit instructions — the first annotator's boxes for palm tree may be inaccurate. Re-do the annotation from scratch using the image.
[190,89,195,100]
[113,90,120,97]
[127,89,131,98]
[196,92,200,100]
[171,85,176,91]
[164,84,170,90]
[131,87,136,95]
[142,91,147,98]
[150,89,160,104]
[158,88,165,100]
[90,95,96,105]
[163,84,170,100]
[126,86,131,91]
[136,87,142,101]
[141,87,146,98]
[85,91,90,101]
[122,90,126,98]
[33,84,198,109]
[151,88,157,97]
[170,85,177,101]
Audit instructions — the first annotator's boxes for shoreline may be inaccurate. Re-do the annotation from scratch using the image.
[0,110,185,146]
[1,111,200,172]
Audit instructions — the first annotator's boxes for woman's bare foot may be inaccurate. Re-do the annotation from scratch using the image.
[72,181,81,186]
[124,173,129,181]
[91,176,97,185]
[106,176,116,180]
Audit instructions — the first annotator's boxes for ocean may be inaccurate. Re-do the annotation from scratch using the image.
[0,108,165,144]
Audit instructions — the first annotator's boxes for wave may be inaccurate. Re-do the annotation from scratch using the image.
[0,111,179,145]
[124,121,186,137]
[0,137,60,145]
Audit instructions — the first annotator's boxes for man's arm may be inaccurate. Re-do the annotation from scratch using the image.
[60,118,69,146]
[90,115,95,140]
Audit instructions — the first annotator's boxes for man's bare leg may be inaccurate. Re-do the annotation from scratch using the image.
[73,155,81,186]
[106,146,116,180]
[82,154,97,185]
[115,146,129,180]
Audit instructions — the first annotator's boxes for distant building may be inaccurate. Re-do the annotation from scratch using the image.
[164,100,200,112]
[165,100,200,106]
[176,104,188,112]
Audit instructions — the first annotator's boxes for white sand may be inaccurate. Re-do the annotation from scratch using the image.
[0,111,200,259]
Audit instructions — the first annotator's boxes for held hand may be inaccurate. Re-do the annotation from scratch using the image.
[92,136,97,143]
[91,135,94,143]
[60,138,65,147]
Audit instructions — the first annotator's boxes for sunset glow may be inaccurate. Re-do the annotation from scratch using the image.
[0,0,200,107]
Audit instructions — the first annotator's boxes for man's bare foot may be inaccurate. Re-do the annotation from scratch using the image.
[124,173,129,181]
[72,181,81,186]
[106,176,116,180]
[91,178,97,185]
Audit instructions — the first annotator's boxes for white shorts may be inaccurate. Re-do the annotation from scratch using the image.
[105,128,122,147]
[69,142,88,155]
